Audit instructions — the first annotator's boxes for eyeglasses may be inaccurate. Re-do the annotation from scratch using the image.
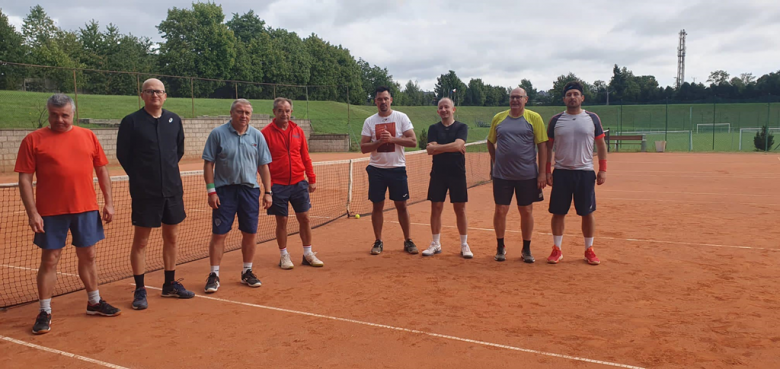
[143,89,166,96]
[509,96,527,100]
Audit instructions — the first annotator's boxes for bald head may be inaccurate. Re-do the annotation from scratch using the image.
[509,87,528,113]
[141,78,167,112]
[437,97,454,108]
[511,87,527,96]
[142,78,164,91]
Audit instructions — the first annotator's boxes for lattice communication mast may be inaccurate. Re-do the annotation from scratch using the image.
[676,29,687,88]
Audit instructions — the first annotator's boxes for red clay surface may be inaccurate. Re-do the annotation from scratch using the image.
[1,152,780,369]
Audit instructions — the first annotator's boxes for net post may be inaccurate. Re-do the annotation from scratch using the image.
[346,159,354,216]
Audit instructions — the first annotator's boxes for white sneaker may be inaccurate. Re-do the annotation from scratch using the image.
[460,244,474,259]
[279,254,294,270]
[302,252,324,267]
[422,242,442,256]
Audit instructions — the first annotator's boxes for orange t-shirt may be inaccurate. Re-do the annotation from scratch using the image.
[14,126,109,216]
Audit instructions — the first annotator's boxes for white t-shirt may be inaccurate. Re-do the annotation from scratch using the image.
[361,111,414,168]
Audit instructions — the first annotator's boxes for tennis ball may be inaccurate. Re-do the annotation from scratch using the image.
[355,214,360,219]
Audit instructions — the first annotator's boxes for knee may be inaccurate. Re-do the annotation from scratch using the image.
[453,203,466,215]
[276,216,289,227]
[296,214,310,226]
[431,203,444,213]
[40,250,61,268]
[77,247,96,263]
[518,205,533,217]
[494,206,509,216]
[394,201,407,211]
[372,202,385,212]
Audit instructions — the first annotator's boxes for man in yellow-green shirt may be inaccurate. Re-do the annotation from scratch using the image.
[487,87,548,264]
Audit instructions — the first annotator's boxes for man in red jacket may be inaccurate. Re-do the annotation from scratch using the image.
[262,98,324,270]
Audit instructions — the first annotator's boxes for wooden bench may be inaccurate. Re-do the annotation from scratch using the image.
[605,130,646,152]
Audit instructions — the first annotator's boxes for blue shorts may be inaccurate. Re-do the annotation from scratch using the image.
[212,185,260,235]
[34,211,105,250]
[267,181,311,217]
[549,169,597,216]
[367,165,409,203]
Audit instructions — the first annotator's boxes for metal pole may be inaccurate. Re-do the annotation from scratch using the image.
[273,85,276,98]
[305,86,309,119]
[136,74,141,109]
[190,78,195,118]
[665,98,669,142]
[235,83,238,99]
[712,100,716,150]
[766,99,771,151]
[72,69,79,124]
[347,85,351,149]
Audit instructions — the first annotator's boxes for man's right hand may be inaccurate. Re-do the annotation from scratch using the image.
[208,193,220,209]
[547,174,554,187]
[28,213,44,233]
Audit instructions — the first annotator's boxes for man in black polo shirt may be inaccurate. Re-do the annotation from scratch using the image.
[422,98,472,259]
[117,78,194,310]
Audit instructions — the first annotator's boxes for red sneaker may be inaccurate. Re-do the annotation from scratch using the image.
[547,246,563,264]
[585,247,600,265]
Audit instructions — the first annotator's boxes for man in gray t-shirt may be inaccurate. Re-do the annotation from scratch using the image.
[487,87,548,263]
[202,99,273,293]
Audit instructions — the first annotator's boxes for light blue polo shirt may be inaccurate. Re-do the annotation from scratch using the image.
[202,122,272,188]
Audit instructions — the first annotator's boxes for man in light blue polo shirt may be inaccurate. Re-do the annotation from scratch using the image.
[202,99,272,293]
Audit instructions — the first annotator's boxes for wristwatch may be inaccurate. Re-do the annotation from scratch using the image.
[265,191,272,195]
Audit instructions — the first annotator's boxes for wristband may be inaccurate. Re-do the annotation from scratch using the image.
[545,162,552,174]
[598,160,607,172]
[207,183,216,195]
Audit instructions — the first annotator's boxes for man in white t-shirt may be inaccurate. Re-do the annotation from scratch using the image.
[360,86,418,255]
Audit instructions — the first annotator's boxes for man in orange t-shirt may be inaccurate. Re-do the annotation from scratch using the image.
[15,94,120,335]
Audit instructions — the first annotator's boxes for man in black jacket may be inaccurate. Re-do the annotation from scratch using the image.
[117,78,194,310]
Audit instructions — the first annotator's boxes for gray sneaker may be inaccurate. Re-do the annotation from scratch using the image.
[204,273,220,293]
[370,240,383,255]
[404,240,419,254]
[494,245,507,262]
[521,249,535,264]
[132,287,148,310]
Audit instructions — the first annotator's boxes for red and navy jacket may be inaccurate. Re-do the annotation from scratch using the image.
[261,120,316,186]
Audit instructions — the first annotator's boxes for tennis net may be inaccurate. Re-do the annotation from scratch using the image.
[0,140,490,308]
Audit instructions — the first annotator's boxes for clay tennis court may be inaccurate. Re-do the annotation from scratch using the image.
[1,152,779,369]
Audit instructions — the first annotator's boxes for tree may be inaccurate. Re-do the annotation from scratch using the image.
[0,9,26,89]
[226,10,266,44]
[609,65,640,102]
[157,2,237,97]
[359,58,396,102]
[551,73,594,104]
[418,128,427,150]
[519,79,538,104]
[740,73,755,85]
[754,126,775,151]
[434,70,466,106]
[465,78,486,106]
[21,5,57,48]
[707,70,730,85]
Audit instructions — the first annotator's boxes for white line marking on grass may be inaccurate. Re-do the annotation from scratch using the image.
[393,222,776,252]
[0,335,129,369]
[140,285,644,369]
[1,264,80,277]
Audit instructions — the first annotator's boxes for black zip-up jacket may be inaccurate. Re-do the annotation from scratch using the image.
[117,108,184,199]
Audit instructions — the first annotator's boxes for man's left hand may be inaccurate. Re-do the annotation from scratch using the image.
[309,182,317,193]
[263,194,273,209]
[597,171,607,185]
[102,204,114,223]
[537,173,547,190]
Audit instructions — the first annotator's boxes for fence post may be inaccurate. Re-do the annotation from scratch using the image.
[136,74,141,109]
[712,100,716,150]
[305,86,309,119]
[235,82,238,99]
[190,78,194,118]
[72,69,79,124]
[766,99,771,151]
[665,98,669,142]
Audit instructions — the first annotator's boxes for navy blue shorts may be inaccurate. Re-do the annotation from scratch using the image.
[367,165,409,203]
[549,169,597,216]
[493,177,543,206]
[212,185,260,234]
[428,174,468,203]
[34,211,104,250]
[267,181,311,217]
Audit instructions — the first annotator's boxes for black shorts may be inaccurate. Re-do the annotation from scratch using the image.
[367,165,409,203]
[493,177,543,206]
[549,169,596,216]
[132,196,186,228]
[267,181,312,217]
[428,174,468,203]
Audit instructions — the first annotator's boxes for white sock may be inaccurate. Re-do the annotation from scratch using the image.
[243,263,252,273]
[40,298,52,314]
[460,235,468,246]
[211,265,220,277]
[87,290,100,305]
[553,235,563,248]
[585,237,594,249]
[432,234,440,244]
[303,245,312,255]
[280,248,288,256]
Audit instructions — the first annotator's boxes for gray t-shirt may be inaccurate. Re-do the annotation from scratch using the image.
[202,122,272,188]
[548,111,605,171]
[492,115,540,181]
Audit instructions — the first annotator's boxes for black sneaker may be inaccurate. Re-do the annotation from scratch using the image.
[370,240,383,255]
[404,239,419,254]
[32,310,51,335]
[521,249,535,264]
[86,300,122,317]
[205,273,220,293]
[162,280,195,299]
[495,245,507,262]
[241,269,262,288]
[132,287,148,310]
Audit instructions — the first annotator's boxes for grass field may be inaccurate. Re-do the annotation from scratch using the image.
[2,90,779,151]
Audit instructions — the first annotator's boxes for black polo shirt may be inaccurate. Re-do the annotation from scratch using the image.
[427,120,468,176]
[117,108,185,199]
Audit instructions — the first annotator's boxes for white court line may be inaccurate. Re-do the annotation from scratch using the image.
[601,197,779,207]
[392,222,776,252]
[0,335,129,369]
[1,264,80,277]
[600,189,774,197]
[141,285,644,369]
[611,174,780,179]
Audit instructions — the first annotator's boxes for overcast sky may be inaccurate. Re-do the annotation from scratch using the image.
[4,0,779,91]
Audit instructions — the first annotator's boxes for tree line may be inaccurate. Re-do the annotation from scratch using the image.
[1,4,779,107]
